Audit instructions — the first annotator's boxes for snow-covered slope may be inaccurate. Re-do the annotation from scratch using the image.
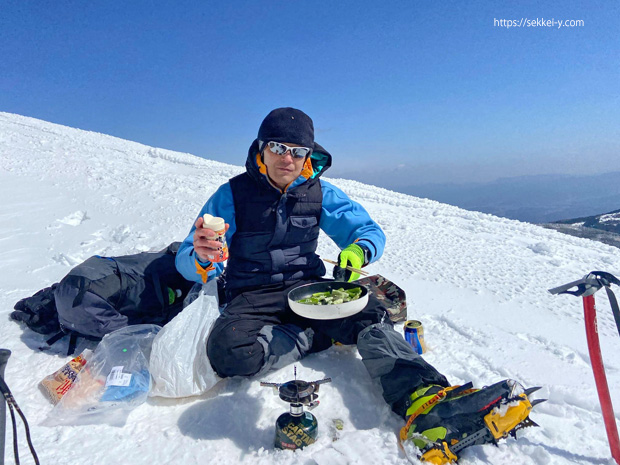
[1,112,619,465]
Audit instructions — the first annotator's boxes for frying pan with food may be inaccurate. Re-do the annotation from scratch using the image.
[288,281,369,320]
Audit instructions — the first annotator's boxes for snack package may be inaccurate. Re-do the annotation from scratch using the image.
[39,350,92,404]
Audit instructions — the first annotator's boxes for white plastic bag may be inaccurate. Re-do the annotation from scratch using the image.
[149,280,221,398]
[42,324,161,426]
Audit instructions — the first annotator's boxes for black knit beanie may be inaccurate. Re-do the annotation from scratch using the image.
[257,107,315,150]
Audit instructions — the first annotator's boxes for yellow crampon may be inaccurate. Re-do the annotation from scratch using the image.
[484,393,533,440]
[420,442,458,464]
[416,394,535,464]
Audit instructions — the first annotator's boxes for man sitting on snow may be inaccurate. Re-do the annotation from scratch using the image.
[175,107,538,462]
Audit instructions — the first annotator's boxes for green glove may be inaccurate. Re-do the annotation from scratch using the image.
[333,243,365,282]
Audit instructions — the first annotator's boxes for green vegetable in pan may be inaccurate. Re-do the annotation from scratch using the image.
[297,287,362,305]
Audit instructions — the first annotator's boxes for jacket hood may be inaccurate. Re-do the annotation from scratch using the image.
[245,139,332,192]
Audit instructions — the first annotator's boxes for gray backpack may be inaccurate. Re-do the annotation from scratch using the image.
[12,242,193,353]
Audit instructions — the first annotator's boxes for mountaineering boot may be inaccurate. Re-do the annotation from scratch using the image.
[399,379,543,464]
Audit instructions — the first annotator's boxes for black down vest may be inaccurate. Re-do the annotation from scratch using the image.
[225,172,326,297]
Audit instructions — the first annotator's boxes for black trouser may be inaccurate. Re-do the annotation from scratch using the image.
[206,279,448,413]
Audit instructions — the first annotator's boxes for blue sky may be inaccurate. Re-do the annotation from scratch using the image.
[1,0,618,184]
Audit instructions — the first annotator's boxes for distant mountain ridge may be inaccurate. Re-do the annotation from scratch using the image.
[542,208,620,249]
[553,208,620,233]
[335,168,620,224]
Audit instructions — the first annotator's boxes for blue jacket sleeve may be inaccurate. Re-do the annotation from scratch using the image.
[319,179,385,263]
[175,183,237,284]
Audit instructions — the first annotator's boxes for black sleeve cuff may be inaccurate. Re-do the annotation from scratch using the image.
[357,243,372,267]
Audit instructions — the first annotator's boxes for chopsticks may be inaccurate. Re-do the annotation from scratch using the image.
[322,258,369,277]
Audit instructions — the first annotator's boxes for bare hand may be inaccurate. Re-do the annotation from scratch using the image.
[193,217,230,262]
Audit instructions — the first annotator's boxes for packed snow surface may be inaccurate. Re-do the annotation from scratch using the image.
[1,112,620,465]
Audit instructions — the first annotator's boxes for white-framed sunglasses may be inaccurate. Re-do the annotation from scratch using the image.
[266,141,313,159]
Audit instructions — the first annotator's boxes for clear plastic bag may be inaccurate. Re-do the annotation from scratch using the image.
[149,280,221,398]
[42,324,161,426]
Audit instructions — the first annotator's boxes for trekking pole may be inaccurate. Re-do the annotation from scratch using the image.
[0,349,10,465]
[0,349,39,465]
[549,271,620,465]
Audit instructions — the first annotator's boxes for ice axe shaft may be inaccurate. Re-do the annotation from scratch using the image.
[582,295,620,464]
